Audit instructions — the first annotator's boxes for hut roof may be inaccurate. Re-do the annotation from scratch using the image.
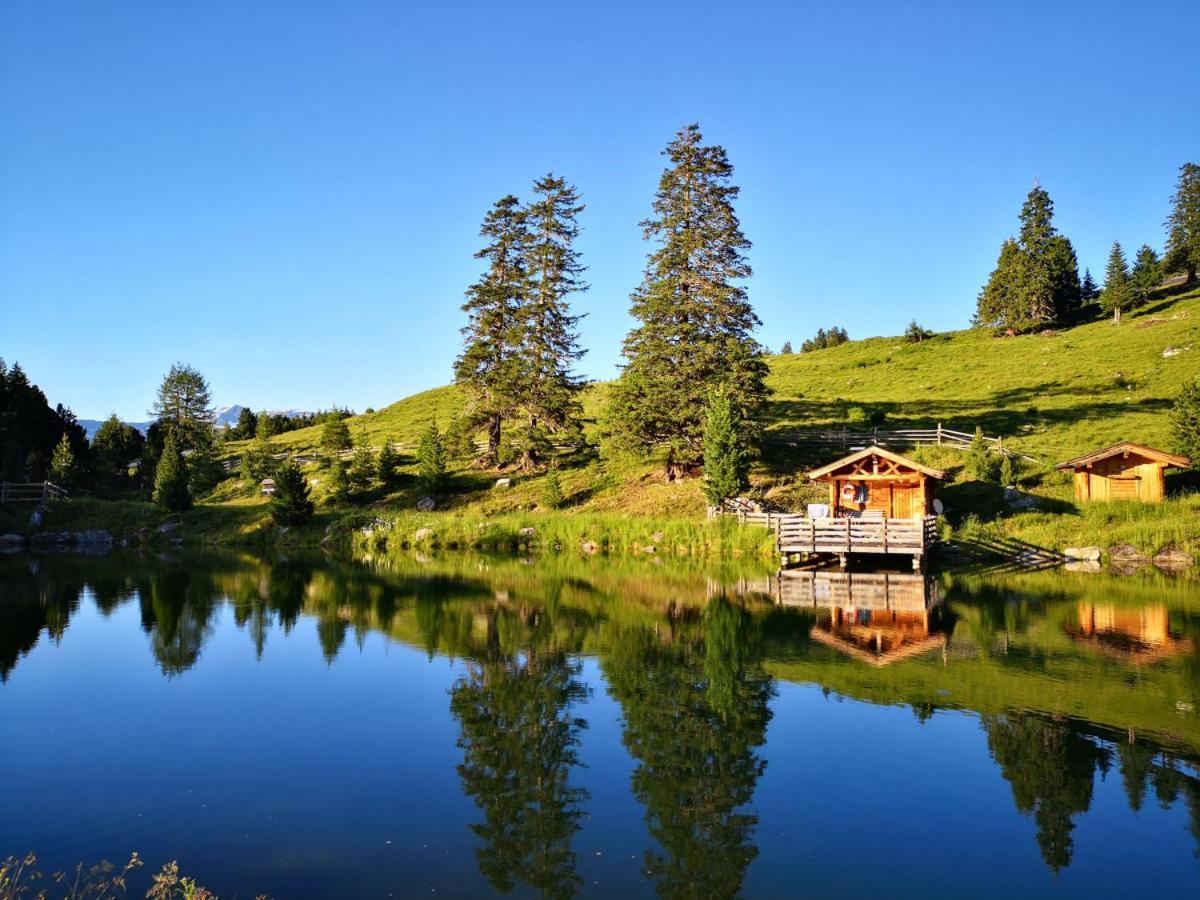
[1055,442,1189,471]
[807,445,945,481]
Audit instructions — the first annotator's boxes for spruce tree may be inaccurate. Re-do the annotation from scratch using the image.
[1080,268,1099,303]
[1164,162,1200,284]
[48,433,77,487]
[455,195,530,466]
[610,124,768,473]
[1171,380,1200,467]
[320,417,352,454]
[417,421,448,497]
[348,437,374,489]
[1129,244,1162,308]
[233,407,258,440]
[701,387,748,507]
[516,173,588,470]
[153,428,192,512]
[1100,241,1132,324]
[540,466,565,510]
[92,414,144,486]
[270,461,314,526]
[780,341,793,355]
[975,186,1080,330]
[325,458,350,505]
[376,440,401,488]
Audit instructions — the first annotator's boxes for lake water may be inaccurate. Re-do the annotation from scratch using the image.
[2,551,1199,898]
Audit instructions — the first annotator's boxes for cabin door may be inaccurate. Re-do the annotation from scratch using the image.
[889,484,914,519]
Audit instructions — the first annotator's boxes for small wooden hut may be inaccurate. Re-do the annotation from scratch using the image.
[807,446,944,519]
[1055,442,1189,504]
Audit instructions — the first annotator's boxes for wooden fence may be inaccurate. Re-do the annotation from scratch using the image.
[729,510,937,562]
[0,481,68,504]
[775,424,1040,462]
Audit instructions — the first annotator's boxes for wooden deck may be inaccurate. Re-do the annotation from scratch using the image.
[776,570,937,611]
[734,512,938,567]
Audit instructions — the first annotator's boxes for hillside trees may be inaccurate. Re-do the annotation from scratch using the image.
[48,433,77,487]
[270,461,314,526]
[609,124,768,473]
[701,388,749,507]
[1100,242,1132,324]
[151,363,213,452]
[1164,162,1199,284]
[800,327,849,352]
[455,176,589,470]
[0,359,88,481]
[153,428,192,512]
[417,422,448,497]
[1172,380,1200,466]
[455,195,531,467]
[1129,245,1162,308]
[975,186,1081,332]
[91,414,144,486]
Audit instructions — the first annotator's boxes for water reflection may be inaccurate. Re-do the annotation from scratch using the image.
[2,552,1200,891]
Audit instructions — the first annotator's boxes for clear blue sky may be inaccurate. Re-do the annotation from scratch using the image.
[3,1,1197,421]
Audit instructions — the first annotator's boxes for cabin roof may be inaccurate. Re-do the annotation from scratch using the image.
[807,445,946,481]
[1055,442,1190,471]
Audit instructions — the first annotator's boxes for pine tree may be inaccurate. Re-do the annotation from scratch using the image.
[516,173,588,470]
[1129,244,1162,308]
[976,186,1080,331]
[967,426,996,481]
[779,341,793,355]
[1164,162,1200,284]
[376,440,401,488]
[187,426,223,496]
[348,438,374,489]
[904,320,932,343]
[153,428,192,512]
[455,195,530,466]
[1080,268,1099,303]
[233,407,258,440]
[325,457,350,505]
[610,124,768,473]
[1171,380,1200,467]
[48,433,77,487]
[443,414,476,461]
[701,387,748,507]
[1100,241,1132,324]
[151,363,214,452]
[417,422,447,497]
[540,466,565,510]
[320,417,352,454]
[1000,452,1016,487]
[270,461,314,526]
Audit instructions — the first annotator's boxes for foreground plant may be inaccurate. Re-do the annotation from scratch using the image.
[0,853,254,900]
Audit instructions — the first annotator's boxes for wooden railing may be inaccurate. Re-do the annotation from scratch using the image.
[776,570,937,611]
[773,424,1040,462]
[0,481,68,503]
[730,510,938,558]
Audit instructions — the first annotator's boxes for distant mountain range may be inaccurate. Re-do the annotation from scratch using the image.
[78,405,312,439]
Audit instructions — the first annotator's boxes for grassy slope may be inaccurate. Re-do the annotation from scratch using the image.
[41,286,1199,555]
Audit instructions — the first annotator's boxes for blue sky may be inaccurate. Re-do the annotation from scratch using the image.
[2,1,1197,421]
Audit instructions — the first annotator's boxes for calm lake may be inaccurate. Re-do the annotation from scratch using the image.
[2,551,1199,898]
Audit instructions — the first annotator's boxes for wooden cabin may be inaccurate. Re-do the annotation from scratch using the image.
[807,446,945,519]
[1065,602,1194,664]
[1055,442,1189,504]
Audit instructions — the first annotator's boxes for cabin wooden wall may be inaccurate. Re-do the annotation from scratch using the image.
[1070,455,1166,503]
[829,477,928,517]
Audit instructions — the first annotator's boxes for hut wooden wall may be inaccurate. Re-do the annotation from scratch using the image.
[1071,455,1166,503]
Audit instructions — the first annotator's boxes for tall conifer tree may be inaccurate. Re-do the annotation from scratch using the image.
[455,196,530,466]
[1100,241,1131,324]
[1164,162,1200,284]
[1129,244,1162,308]
[609,124,768,473]
[517,174,588,469]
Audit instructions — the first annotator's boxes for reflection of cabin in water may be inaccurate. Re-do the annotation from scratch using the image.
[1065,602,1194,664]
[1055,442,1189,504]
[777,571,952,666]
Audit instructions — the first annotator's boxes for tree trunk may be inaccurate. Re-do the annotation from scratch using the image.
[482,414,502,468]
[1114,307,1121,325]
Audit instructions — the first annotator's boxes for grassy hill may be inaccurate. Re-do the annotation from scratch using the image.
[51,285,1196,556]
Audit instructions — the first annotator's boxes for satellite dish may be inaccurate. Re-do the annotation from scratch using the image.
[933,499,945,515]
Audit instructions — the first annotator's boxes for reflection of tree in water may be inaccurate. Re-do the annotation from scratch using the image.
[603,595,773,899]
[449,604,589,899]
[0,563,86,682]
[137,569,219,676]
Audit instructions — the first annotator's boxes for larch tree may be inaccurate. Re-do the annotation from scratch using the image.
[516,174,588,470]
[151,363,214,453]
[609,124,768,475]
[1164,162,1200,284]
[1099,241,1131,324]
[455,195,530,467]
